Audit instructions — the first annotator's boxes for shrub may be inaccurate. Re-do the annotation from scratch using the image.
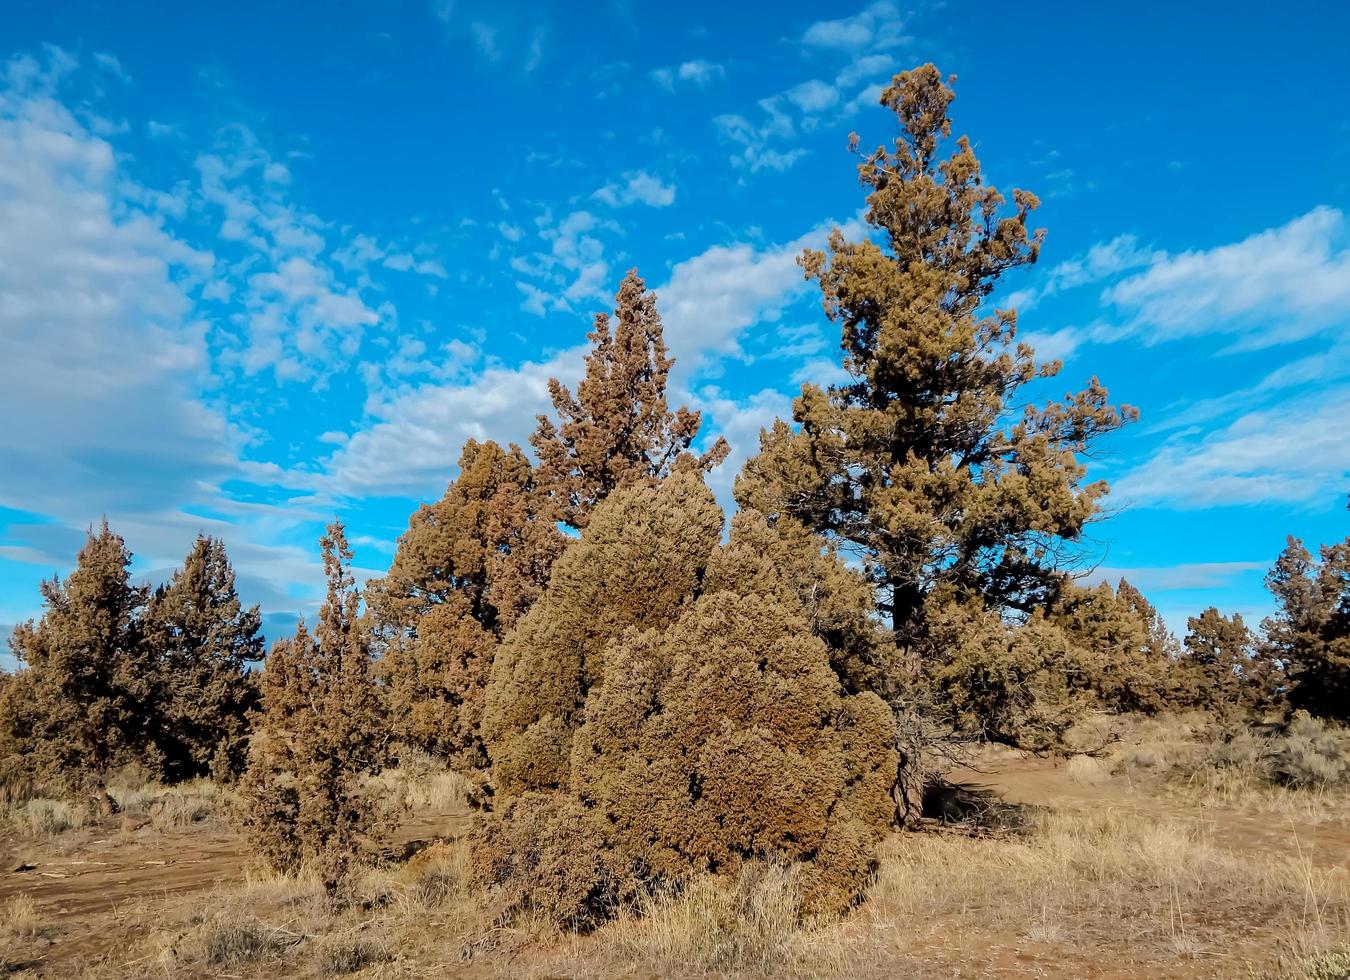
[481,471,724,796]
[314,931,392,975]
[479,495,897,926]
[469,792,639,930]
[1271,712,1350,789]
[574,587,896,916]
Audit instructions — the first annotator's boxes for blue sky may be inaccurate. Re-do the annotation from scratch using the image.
[2,0,1348,658]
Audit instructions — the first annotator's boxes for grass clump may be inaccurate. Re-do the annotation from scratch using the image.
[7,797,89,836]
[600,863,826,977]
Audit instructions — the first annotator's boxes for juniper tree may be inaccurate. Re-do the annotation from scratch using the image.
[238,522,387,891]
[143,535,263,781]
[473,484,897,923]
[482,471,724,795]
[1052,579,1180,714]
[0,521,158,786]
[734,65,1135,651]
[1183,607,1258,712]
[369,440,565,769]
[1261,535,1350,721]
[532,269,729,530]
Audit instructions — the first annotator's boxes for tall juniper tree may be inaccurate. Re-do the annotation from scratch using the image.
[0,521,158,787]
[239,521,387,891]
[144,534,263,781]
[1261,533,1350,721]
[532,268,729,531]
[369,439,565,772]
[735,65,1135,652]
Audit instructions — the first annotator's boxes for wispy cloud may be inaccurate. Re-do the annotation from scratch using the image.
[1113,390,1350,509]
[650,59,724,92]
[592,170,676,208]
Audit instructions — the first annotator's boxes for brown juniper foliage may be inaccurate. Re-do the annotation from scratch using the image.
[481,471,724,796]
[1261,532,1350,722]
[475,479,896,923]
[238,521,388,891]
[1181,607,1261,713]
[919,599,1096,752]
[532,268,729,531]
[369,439,564,771]
[143,534,263,781]
[734,65,1136,652]
[1052,579,1181,714]
[0,521,160,787]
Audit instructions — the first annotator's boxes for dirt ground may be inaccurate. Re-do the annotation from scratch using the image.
[3,755,1347,978]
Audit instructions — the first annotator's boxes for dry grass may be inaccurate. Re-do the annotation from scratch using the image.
[860,804,1350,971]
[0,895,40,941]
[5,796,90,836]
[1098,712,1350,823]
[596,864,840,977]
[371,750,471,813]
[109,780,232,831]
[44,722,1350,978]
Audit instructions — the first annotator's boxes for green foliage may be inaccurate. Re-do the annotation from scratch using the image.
[531,269,728,532]
[1,521,159,787]
[0,525,263,792]
[369,439,564,772]
[481,471,724,796]
[143,534,263,780]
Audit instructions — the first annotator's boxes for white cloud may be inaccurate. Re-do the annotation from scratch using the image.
[1104,207,1350,347]
[470,21,500,61]
[713,100,806,173]
[323,346,587,496]
[802,2,909,52]
[592,170,676,208]
[0,48,331,625]
[656,218,862,377]
[1113,390,1350,509]
[510,208,616,315]
[785,79,840,114]
[1083,561,1266,592]
[650,59,724,92]
[695,387,794,510]
[195,127,392,382]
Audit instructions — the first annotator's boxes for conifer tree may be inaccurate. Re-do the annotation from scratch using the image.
[369,439,565,769]
[1261,535,1350,721]
[143,535,263,781]
[1183,607,1258,712]
[473,484,897,923]
[482,471,724,795]
[734,66,1135,649]
[532,269,729,530]
[238,521,387,891]
[1051,579,1177,714]
[0,521,158,786]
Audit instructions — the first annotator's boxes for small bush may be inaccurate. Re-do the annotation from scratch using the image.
[603,863,810,976]
[1178,712,1350,795]
[315,931,392,975]
[1272,713,1350,789]
[159,913,297,970]
[8,797,88,836]
[1286,947,1350,980]
[0,894,40,940]
[1066,755,1108,786]
[469,792,639,930]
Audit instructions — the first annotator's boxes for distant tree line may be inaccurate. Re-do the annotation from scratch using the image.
[1,64,1346,917]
